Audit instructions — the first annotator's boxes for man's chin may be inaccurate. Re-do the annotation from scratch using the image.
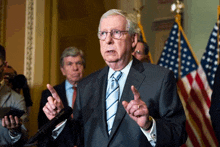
[104,58,119,64]
[70,78,80,82]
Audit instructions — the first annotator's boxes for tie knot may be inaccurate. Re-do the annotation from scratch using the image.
[72,86,77,91]
[112,71,122,81]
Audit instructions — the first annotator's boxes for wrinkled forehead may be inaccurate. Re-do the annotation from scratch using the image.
[64,55,83,62]
[100,15,128,31]
[136,42,145,50]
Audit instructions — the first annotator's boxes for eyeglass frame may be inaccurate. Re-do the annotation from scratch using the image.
[134,50,145,56]
[97,29,129,40]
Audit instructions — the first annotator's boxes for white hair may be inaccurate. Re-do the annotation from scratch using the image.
[98,9,139,35]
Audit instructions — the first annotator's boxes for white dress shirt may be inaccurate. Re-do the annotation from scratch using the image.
[65,80,76,107]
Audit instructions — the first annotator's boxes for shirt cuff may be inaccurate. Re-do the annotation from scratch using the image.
[9,124,27,144]
[52,119,67,139]
[9,130,22,143]
[140,116,157,146]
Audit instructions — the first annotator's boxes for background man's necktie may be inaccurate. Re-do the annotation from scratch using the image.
[106,71,122,134]
[71,87,77,118]
[72,87,77,108]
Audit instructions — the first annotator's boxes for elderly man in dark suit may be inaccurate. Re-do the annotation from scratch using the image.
[38,47,85,131]
[40,9,187,147]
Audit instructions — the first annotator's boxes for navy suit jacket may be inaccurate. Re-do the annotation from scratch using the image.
[39,58,187,147]
[38,81,69,129]
[210,65,220,144]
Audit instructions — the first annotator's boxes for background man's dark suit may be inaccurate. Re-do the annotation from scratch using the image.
[210,65,220,144]
[41,58,187,147]
[37,46,85,146]
[38,81,78,146]
[38,81,68,129]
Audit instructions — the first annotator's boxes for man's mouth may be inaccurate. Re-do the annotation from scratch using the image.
[106,50,116,53]
[72,73,80,77]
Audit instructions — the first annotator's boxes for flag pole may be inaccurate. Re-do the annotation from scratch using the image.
[171,0,185,79]
[172,1,199,66]
[176,14,182,80]
[133,8,147,43]
[133,6,154,63]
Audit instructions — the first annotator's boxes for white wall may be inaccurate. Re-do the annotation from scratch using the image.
[184,0,219,61]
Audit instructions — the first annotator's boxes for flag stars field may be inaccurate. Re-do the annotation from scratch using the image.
[201,23,219,89]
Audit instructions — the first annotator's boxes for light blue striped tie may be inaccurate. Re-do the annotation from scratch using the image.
[106,71,122,134]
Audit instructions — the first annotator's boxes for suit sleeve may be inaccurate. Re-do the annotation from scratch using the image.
[37,87,79,147]
[46,92,83,147]
[37,89,60,147]
[10,91,28,146]
[155,70,187,146]
[210,65,220,144]
[38,90,50,129]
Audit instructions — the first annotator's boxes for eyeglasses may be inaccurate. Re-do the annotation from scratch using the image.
[98,29,128,40]
[134,50,145,56]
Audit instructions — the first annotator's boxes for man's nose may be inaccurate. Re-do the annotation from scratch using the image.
[72,63,78,70]
[132,52,136,56]
[105,32,113,44]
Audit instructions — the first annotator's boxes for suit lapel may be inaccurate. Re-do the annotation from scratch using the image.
[93,66,109,138]
[54,81,69,107]
[60,82,69,107]
[108,58,146,141]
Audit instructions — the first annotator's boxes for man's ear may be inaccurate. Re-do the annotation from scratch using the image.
[131,34,138,49]
[60,66,66,76]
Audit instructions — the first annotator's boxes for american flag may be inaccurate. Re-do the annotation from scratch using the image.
[201,23,219,90]
[158,20,218,146]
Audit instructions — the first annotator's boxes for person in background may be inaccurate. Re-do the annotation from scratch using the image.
[3,65,17,88]
[40,9,187,147]
[132,40,150,63]
[38,46,85,133]
[0,45,28,146]
[12,74,33,116]
[3,64,32,116]
[210,65,220,144]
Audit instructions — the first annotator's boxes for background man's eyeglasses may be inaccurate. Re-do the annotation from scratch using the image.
[98,29,128,40]
[134,50,145,56]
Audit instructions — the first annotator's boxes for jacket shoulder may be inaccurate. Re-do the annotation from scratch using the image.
[142,63,174,77]
[41,82,65,94]
[79,68,104,85]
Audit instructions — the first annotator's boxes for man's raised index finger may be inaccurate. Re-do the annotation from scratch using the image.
[47,84,61,102]
[131,85,141,100]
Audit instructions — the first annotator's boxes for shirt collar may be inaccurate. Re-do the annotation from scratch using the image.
[65,80,77,90]
[108,60,133,80]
